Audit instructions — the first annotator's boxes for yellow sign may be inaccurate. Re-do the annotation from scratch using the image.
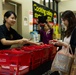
[33,1,53,22]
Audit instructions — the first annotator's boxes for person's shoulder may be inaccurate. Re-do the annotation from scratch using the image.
[10,27,15,31]
[0,24,4,29]
[10,27,17,33]
[0,24,4,27]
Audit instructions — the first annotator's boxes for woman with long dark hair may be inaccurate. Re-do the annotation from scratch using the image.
[50,10,76,54]
[50,10,76,75]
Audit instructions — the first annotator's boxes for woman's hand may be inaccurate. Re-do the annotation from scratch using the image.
[38,42,44,45]
[15,38,28,45]
[49,39,68,48]
[33,42,44,45]
[49,39,58,45]
[40,42,44,45]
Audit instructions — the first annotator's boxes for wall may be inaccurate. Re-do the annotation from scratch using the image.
[10,0,32,38]
[59,0,76,12]
[58,0,76,25]
[33,0,40,3]
[0,0,3,24]
[11,0,40,39]
[0,0,40,39]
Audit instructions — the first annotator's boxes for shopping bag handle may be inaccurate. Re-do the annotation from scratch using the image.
[68,44,73,55]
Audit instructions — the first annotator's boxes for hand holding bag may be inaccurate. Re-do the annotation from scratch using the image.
[51,45,74,74]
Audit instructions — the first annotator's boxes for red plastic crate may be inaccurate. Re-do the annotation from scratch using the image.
[38,44,50,63]
[41,48,49,63]
[28,45,50,61]
[0,65,29,75]
[0,48,31,75]
[31,61,40,70]
[22,46,41,70]
[49,44,57,61]
[22,45,51,70]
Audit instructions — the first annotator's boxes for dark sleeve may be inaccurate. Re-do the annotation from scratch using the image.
[12,29,23,40]
[70,28,76,54]
[0,27,5,39]
[50,28,53,40]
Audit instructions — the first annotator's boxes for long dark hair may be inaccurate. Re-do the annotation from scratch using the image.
[62,10,76,37]
[3,11,17,24]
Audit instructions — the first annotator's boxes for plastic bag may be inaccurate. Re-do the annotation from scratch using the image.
[51,46,74,74]
[70,48,76,75]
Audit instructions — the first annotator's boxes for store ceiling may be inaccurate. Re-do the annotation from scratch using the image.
[60,0,69,1]
[55,0,69,2]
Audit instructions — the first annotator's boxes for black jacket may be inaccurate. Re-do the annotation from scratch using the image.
[70,27,76,54]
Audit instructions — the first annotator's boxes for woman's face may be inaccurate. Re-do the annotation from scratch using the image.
[44,24,49,31]
[62,19,68,27]
[62,19,69,30]
[5,14,16,26]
